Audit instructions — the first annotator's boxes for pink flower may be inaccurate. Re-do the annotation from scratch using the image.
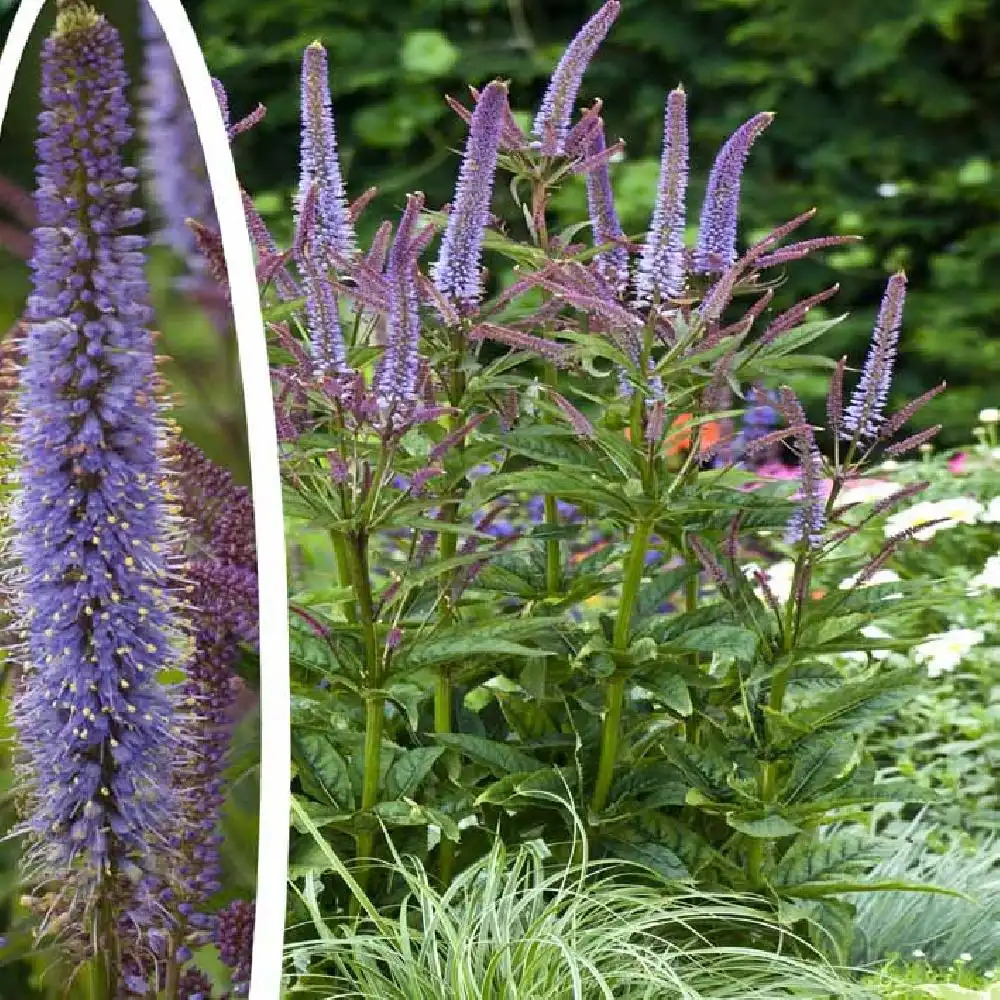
[948,451,969,475]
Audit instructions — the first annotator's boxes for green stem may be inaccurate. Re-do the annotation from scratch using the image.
[350,532,382,880]
[684,563,700,745]
[750,624,796,886]
[331,530,357,623]
[434,328,469,887]
[591,518,654,815]
[435,666,456,885]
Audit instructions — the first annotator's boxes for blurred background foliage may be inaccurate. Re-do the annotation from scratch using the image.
[3,0,1000,442]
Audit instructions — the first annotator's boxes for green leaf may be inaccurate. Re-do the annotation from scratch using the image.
[474,768,566,806]
[371,800,460,842]
[639,669,693,717]
[757,314,847,357]
[634,814,734,879]
[471,469,636,518]
[604,839,690,880]
[610,762,689,811]
[396,619,560,672]
[634,564,699,621]
[659,738,732,797]
[774,667,919,744]
[771,834,884,887]
[431,732,545,776]
[292,732,355,810]
[665,624,760,662]
[481,426,625,481]
[784,880,970,901]
[383,747,444,800]
[782,733,855,804]
[727,813,801,838]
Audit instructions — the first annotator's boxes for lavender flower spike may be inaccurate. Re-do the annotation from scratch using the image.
[138,1,217,281]
[584,120,629,297]
[298,41,354,262]
[634,86,688,307]
[532,1,621,156]
[11,0,181,959]
[431,80,507,312]
[373,193,425,417]
[693,111,774,273]
[841,271,907,441]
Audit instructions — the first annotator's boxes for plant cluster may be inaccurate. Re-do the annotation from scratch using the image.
[181,2,993,988]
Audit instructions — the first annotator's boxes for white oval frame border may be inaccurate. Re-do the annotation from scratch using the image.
[0,2,291,997]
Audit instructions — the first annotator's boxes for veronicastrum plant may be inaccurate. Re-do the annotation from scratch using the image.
[205,0,953,960]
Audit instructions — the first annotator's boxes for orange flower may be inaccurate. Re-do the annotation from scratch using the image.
[665,413,722,457]
[625,414,722,456]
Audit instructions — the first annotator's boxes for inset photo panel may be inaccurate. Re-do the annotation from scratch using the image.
[0,0,288,997]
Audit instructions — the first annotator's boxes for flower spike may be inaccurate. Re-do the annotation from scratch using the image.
[635,86,689,307]
[298,41,354,262]
[694,111,774,273]
[11,0,183,962]
[584,120,629,297]
[532,1,621,155]
[841,271,907,441]
[431,80,507,312]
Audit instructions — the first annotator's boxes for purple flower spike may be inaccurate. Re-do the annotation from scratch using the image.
[778,388,826,548]
[693,111,774,274]
[841,271,907,441]
[532,1,621,156]
[298,41,354,263]
[11,0,180,949]
[431,80,507,312]
[584,121,629,296]
[373,193,426,418]
[138,1,217,284]
[635,87,688,307]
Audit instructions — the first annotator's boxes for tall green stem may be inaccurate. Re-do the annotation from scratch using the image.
[684,564,700,745]
[331,530,357,623]
[590,517,654,815]
[435,327,468,885]
[350,532,382,877]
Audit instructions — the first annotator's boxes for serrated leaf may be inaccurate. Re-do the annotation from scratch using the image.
[799,613,871,649]
[292,732,355,810]
[758,314,847,357]
[639,669,693,717]
[397,619,560,672]
[481,426,624,481]
[383,747,444,800]
[471,469,636,517]
[782,733,855,804]
[475,767,565,806]
[666,624,760,662]
[610,762,688,811]
[775,667,919,744]
[727,813,801,838]
[634,564,699,621]
[771,834,884,887]
[634,814,734,879]
[659,737,732,797]
[604,839,690,880]
[431,732,544,775]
